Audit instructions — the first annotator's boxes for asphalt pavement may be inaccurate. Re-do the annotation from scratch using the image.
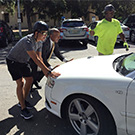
[0,41,135,135]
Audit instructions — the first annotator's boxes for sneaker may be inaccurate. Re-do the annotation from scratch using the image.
[25,101,33,109]
[33,81,42,89]
[17,100,33,109]
[20,108,33,120]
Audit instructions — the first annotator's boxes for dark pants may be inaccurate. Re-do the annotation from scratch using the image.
[29,59,44,83]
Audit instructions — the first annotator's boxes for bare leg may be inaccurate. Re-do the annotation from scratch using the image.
[16,78,25,110]
[23,77,33,99]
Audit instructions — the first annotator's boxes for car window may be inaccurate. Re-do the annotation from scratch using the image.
[126,16,135,23]
[123,18,128,24]
[114,53,135,76]
[62,21,84,27]
[127,16,133,23]
[122,54,135,70]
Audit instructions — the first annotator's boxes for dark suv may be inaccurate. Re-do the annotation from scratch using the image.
[0,20,15,48]
[123,14,135,42]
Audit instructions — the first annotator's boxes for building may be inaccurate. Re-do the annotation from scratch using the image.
[0,5,98,30]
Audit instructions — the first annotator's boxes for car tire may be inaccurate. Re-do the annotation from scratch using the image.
[58,40,63,46]
[0,37,8,48]
[130,31,135,43]
[82,40,87,46]
[4,38,8,47]
[66,95,117,135]
[94,36,98,45]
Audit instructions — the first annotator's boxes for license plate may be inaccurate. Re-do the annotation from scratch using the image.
[70,29,80,34]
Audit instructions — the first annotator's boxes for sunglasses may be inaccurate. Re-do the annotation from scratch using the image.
[40,31,48,36]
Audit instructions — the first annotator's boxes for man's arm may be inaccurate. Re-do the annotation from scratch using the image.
[54,43,73,62]
[54,43,65,61]
[119,32,129,51]
[27,50,60,78]
[90,30,95,36]
[119,32,126,42]
[89,22,97,36]
[36,51,43,61]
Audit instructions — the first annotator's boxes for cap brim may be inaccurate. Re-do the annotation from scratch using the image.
[102,9,116,13]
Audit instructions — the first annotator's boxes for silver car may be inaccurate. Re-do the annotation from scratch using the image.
[59,18,89,45]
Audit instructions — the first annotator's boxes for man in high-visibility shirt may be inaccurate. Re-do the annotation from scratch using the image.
[90,4,129,55]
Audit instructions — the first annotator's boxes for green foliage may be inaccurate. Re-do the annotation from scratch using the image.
[0,0,16,15]
[1,0,135,30]
[65,0,91,18]
[91,0,135,21]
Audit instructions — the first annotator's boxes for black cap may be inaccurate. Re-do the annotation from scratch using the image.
[33,21,49,32]
[103,4,116,13]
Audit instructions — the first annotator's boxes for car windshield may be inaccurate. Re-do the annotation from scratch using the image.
[62,21,84,27]
[113,53,135,76]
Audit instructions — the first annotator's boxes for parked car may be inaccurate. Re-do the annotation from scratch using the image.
[45,53,135,135]
[88,21,130,44]
[123,14,135,42]
[59,18,89,46]
[0,20,15,48]
[88,21,99,44]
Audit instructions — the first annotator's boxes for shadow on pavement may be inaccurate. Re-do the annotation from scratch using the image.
[0,90,77,135]
[0,44,13,65]
[59,40,87,52]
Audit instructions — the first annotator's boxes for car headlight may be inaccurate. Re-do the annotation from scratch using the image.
[46,77,55,88]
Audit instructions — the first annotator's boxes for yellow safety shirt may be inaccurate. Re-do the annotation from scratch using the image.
[94,18,123,55]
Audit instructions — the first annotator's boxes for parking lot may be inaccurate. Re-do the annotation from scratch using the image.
[0,41,135,135]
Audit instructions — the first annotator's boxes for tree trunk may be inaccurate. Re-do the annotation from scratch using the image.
[24,2,32,33]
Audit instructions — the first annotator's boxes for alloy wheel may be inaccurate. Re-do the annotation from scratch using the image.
[68,98,100,135]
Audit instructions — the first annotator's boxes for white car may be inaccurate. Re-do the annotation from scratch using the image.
[88,21,130,43]
[45,53,135,135]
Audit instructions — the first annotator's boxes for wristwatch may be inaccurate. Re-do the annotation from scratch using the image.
[47,70,51,76]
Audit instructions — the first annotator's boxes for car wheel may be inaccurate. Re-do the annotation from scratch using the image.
[58,40,63,46]
[5,38,8,45]
[82,40,87,46]
[94,36,98,45]
[1,38,8,47]
[130,31,135,43]
[66,95,116,135]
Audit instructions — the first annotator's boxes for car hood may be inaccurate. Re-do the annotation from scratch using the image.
[54,54,126,80]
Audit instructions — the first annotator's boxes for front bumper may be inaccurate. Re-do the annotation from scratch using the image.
[45,84,61,118]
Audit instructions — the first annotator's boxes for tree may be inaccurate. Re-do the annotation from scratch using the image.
[1,0,135,32]
[21,0,67,31]
[35,0,67,27]
[21,0,36,32]
[66,0,92,18]
[111,0,135,21]
[0,0,16,15]
[90,0,135,21]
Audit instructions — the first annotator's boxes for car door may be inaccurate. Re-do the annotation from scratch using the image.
[126,79,135,134]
